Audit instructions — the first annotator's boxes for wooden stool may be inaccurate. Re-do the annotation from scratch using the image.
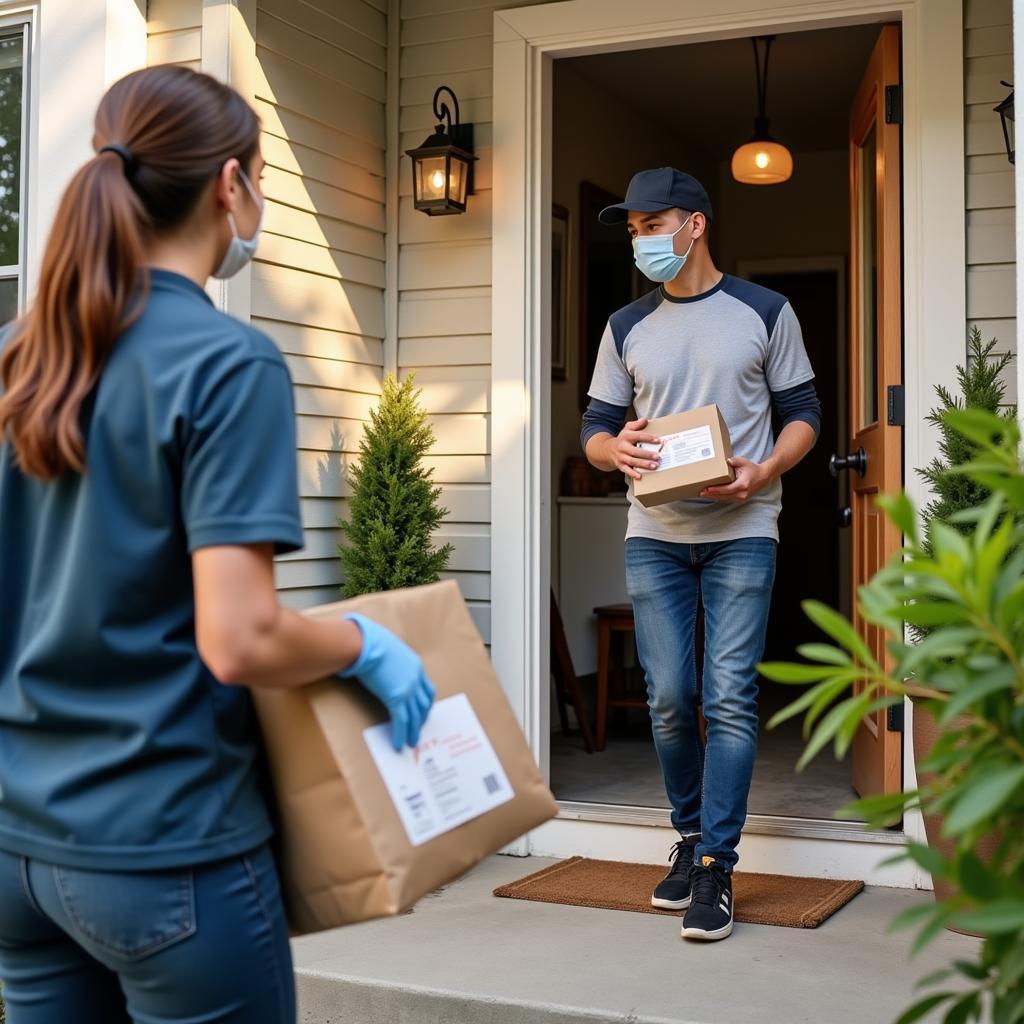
[593,602,709,752]
[593,603,646,751]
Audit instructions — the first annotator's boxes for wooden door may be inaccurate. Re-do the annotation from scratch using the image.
[846,25,903,798]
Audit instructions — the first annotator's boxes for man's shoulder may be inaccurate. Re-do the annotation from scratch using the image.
[719,275,789,336]
[608,288,664,356]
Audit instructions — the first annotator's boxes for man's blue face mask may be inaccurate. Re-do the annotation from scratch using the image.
[632,214,694,283]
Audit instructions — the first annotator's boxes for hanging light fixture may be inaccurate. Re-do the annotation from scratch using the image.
[731,36,794,186]
[406,86,476,215]
[994,81,1014,165]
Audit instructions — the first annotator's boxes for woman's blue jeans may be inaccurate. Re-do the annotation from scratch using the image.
[625,535,778,870]
[0,843,295,1023]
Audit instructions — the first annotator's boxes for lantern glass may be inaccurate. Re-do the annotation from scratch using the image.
[415,155,448,203]
[448,154,468,206]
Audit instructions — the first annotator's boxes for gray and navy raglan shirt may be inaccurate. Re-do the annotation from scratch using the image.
[582,274,821,544]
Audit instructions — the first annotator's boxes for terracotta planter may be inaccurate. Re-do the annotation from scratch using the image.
[911,694,1002,937]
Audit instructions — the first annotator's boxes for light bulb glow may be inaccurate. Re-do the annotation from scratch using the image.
[430,169,446,190]
[731,140,793,185]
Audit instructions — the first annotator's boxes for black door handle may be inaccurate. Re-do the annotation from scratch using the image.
[829,447,867,478]
[838,506,852,528]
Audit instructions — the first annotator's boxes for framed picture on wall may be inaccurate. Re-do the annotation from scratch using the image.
[551,203,570,380]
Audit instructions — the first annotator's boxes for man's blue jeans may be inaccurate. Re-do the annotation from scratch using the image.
[625,535,777,870]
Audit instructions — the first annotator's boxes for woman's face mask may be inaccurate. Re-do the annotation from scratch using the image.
[632,213,694,283]
[212,168,264,281]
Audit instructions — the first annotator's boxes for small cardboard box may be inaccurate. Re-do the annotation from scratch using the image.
[633,403,735,508]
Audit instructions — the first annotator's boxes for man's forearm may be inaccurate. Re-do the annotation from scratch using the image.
[762,421,817,483]
[585,432,616,472]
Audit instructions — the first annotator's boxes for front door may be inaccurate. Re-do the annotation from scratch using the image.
[844,24,903,798]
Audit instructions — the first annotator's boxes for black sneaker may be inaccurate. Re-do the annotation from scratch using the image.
[681,857,734,941]
[650,834,700,910]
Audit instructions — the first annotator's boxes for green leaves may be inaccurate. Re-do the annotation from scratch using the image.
[943,765,1024,836]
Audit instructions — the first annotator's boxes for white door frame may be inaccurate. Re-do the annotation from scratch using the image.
[490,0,966,884]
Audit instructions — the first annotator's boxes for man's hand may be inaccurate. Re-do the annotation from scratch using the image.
[700,456,776,503]
[600,418,663,480]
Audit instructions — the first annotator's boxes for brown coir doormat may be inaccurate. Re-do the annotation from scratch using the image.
[493,857,864,929]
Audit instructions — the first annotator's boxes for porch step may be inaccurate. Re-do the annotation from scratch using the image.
[293,855,978,1024]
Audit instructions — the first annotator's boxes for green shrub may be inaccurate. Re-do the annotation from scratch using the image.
[339,372,452,596]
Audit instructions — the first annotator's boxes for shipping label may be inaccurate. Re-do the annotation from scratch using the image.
[363,693,514,846]
[638,424,716,472]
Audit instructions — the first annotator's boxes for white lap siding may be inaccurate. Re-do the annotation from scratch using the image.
[146,0,202,70]
[965,0,1016,404]
[252,0,388,609]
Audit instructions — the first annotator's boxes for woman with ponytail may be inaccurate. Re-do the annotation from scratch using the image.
[0,66,434,1023]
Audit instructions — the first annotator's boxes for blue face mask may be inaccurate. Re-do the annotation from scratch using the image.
[632,215,694,283]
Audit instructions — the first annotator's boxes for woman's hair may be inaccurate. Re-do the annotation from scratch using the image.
[0,65,260,479]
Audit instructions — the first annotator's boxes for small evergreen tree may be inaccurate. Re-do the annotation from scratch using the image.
[913,327,1016,637]
[339,373,453,597]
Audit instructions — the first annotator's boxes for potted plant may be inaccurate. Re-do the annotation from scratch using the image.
[759,408,1024,1024]
[908,328,1015,912]
[339,372,453,596]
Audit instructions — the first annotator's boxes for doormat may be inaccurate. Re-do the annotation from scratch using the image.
[493,857,864,929]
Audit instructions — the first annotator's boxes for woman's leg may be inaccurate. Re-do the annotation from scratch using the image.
[0,849,129,1024]
[26,844,295,1024]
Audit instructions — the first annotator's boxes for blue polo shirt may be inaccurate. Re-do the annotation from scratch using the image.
[0,269,304,869]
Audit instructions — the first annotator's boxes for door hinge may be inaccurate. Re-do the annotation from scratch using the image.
[887,702,904,733]
[885,84,903,124]
[887,384,905,426]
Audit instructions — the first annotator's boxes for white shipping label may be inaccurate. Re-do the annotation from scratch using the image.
[638,424,716,472]
[363,693,514,847]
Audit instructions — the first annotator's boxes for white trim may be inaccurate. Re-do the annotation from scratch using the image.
[202,0,256,321]
[491,0,965,885]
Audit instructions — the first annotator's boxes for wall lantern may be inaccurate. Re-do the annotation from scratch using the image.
[406,86,476,215]
[731,36,794,185]
[994,81,1014,165]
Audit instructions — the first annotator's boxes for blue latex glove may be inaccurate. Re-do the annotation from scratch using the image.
[338,613,436,752]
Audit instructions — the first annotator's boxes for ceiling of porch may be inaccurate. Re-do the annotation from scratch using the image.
[560,23,883,159]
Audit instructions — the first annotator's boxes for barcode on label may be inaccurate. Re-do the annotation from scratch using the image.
[483,773,501,795]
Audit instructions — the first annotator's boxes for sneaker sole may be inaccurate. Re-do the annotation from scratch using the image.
[651,895,692,910]
[680,919,733,941]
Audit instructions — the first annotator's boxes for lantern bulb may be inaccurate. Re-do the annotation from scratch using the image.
[755,151,769,169]
[430,170,446,190]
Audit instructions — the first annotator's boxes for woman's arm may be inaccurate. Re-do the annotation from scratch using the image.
[192,543,363,689]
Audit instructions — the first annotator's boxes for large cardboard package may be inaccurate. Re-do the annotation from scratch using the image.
[634,403,735,507]
[252,579,558,934]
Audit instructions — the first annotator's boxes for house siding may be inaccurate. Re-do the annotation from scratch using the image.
[965,0,1016,405]
[251,0,388,609]
[146,0,201,70]
[398,0,544,645]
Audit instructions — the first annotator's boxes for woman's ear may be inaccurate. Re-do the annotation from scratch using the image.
[214,157,242,213]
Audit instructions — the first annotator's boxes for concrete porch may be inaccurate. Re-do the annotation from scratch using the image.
[292,855,979,1024]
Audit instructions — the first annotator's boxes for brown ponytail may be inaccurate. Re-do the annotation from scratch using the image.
[0,65,260,479]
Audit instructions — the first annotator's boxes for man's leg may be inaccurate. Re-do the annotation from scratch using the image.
[695,536,777,868]
[625,537,703,836]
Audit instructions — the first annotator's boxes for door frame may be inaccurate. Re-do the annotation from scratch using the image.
[491,0,966,882]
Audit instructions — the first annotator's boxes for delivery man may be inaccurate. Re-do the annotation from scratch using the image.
[581,167,821,942]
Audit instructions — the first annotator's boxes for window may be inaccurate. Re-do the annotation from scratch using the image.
[0,26,26,326]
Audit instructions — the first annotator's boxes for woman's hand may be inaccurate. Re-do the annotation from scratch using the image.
[339,613,436,751]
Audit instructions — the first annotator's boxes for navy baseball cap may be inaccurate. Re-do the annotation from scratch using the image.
[598,167,713,224]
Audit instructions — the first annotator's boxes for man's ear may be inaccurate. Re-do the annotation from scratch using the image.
[691,211,709,240]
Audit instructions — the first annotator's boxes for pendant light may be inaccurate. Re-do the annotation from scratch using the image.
[731,36,794,185]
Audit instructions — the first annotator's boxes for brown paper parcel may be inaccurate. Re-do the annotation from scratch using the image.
[251,579,558,934]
